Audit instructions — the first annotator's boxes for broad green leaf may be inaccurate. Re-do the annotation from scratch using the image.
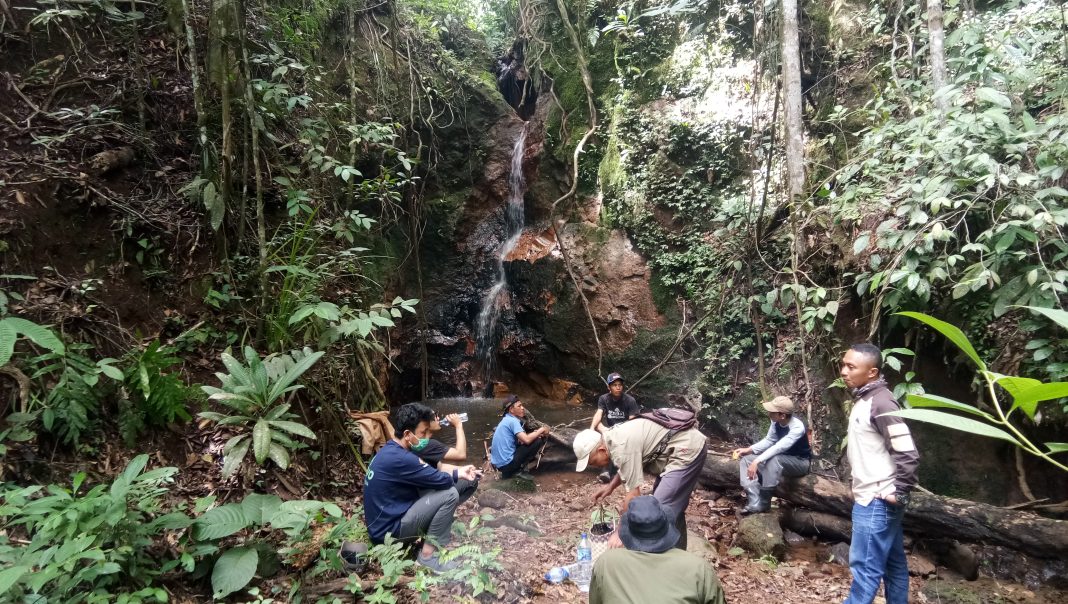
[1021,306,1068,332]
[3,318,64,355]
[222,439,251,478]
[269,420,316,439]
[253,420,271,464]
[881,409,1018,445]
[241,493,283,526]
[223,434,248,455]
[203,181,224,231]
[905,393,994,420]
[264,350,324,406]
[219,352,253,389]
[0,566,29,593]
[97,362,124,380]
[1011,382,1068,420]
[976,87,1010,108]
[0,322,15,366]
[993,375,1042,401]
[212,546,259,598]
[194,503,250,540]
[896,312,986,370]
[267,442,290,470]
[1044,442,1068,454]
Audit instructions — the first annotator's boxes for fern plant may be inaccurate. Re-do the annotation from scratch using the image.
[0,316,65,367]
[198,346,323,477]
[118,341,195,446]
[29,343,123,446]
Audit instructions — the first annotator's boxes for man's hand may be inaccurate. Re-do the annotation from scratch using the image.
[457,465,479,481]
[539,426,550,438]
[731,447,751,461]
[747,460,759,481]
[445,413,462,428]
[592,484,615,504]
[607,530,623,549]
[883,493,898,505]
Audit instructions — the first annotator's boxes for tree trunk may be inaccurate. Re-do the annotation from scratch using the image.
[780,0,805,200]
[928,0,948,113]
[699,455,1068,559]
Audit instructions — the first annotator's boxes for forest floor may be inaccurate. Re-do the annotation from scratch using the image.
[300,467,1068,604]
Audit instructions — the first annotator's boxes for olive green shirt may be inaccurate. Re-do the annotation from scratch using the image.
[590,548,727,604]
[604,418,707,492]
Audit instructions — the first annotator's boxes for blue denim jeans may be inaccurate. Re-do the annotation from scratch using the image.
[844,498,908,604]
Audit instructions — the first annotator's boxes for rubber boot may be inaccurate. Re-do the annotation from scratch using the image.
[740,483,764,515]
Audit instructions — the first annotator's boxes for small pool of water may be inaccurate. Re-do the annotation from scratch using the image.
[423,397,592,446]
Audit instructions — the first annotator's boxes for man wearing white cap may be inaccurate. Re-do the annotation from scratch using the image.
[573,414,707,549]
[730,395,811,514]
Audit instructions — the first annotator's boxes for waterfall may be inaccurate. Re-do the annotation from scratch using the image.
[475,126,528,380]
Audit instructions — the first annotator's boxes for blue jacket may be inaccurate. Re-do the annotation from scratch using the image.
[363,440,455,543]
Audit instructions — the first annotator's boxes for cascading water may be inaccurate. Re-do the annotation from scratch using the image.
[474,125,528,380]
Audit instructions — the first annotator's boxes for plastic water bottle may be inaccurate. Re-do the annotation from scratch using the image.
[573,532,592,592]
[438,413,468,427]
[544,566,569,584]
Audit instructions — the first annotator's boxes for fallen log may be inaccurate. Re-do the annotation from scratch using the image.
[780,508,852,543]
[699,455,1068,559]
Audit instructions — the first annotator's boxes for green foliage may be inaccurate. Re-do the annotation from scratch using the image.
[0,455,190,602]
[29,343,122,446]
[190,493,344,598]
[823,0,1068,378]
[118,341,196,447]
[0,316,64,366]
[0,275,34,317]
[198,346,323,477]
[892,311,1068,472]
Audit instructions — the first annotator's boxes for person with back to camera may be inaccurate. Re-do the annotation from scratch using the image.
[589,372,641,483]
[590,495,727,604]
[362,403,480,573]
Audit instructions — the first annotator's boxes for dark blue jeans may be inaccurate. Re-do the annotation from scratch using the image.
[844,498,908,604]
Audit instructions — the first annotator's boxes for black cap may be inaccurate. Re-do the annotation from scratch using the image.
[501,394,520,416]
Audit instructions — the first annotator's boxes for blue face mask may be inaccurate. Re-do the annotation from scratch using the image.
[409,434,430,451]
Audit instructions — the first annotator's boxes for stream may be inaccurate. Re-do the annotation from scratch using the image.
[423,396,589,447]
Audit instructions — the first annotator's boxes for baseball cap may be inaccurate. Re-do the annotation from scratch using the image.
[501,394,520,416]
[761,395,795,414]
[573,429,603,472]
[606,372,624,385]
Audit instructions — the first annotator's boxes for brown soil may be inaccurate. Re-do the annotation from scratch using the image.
[388,468,1068,604]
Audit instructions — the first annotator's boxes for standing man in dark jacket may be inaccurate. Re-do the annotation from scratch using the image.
[730,395,811,514]
[363,403,479,573]
[589,372,641,483]
[840,343,920,604]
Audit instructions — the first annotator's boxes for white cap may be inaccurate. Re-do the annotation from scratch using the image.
[573,429,603,472]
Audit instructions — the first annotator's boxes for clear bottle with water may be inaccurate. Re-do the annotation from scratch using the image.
[438,412,468,427]
[572,532,592,592]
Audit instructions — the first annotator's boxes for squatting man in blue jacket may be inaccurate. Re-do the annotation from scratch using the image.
[730,395,812,514]
[363,403,481,573]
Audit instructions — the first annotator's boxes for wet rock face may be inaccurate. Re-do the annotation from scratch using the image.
[391,95,664,400]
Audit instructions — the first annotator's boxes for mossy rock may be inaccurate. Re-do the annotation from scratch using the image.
[921,580,1010,604]
[735,512,785,559]
[491,474,537,493]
